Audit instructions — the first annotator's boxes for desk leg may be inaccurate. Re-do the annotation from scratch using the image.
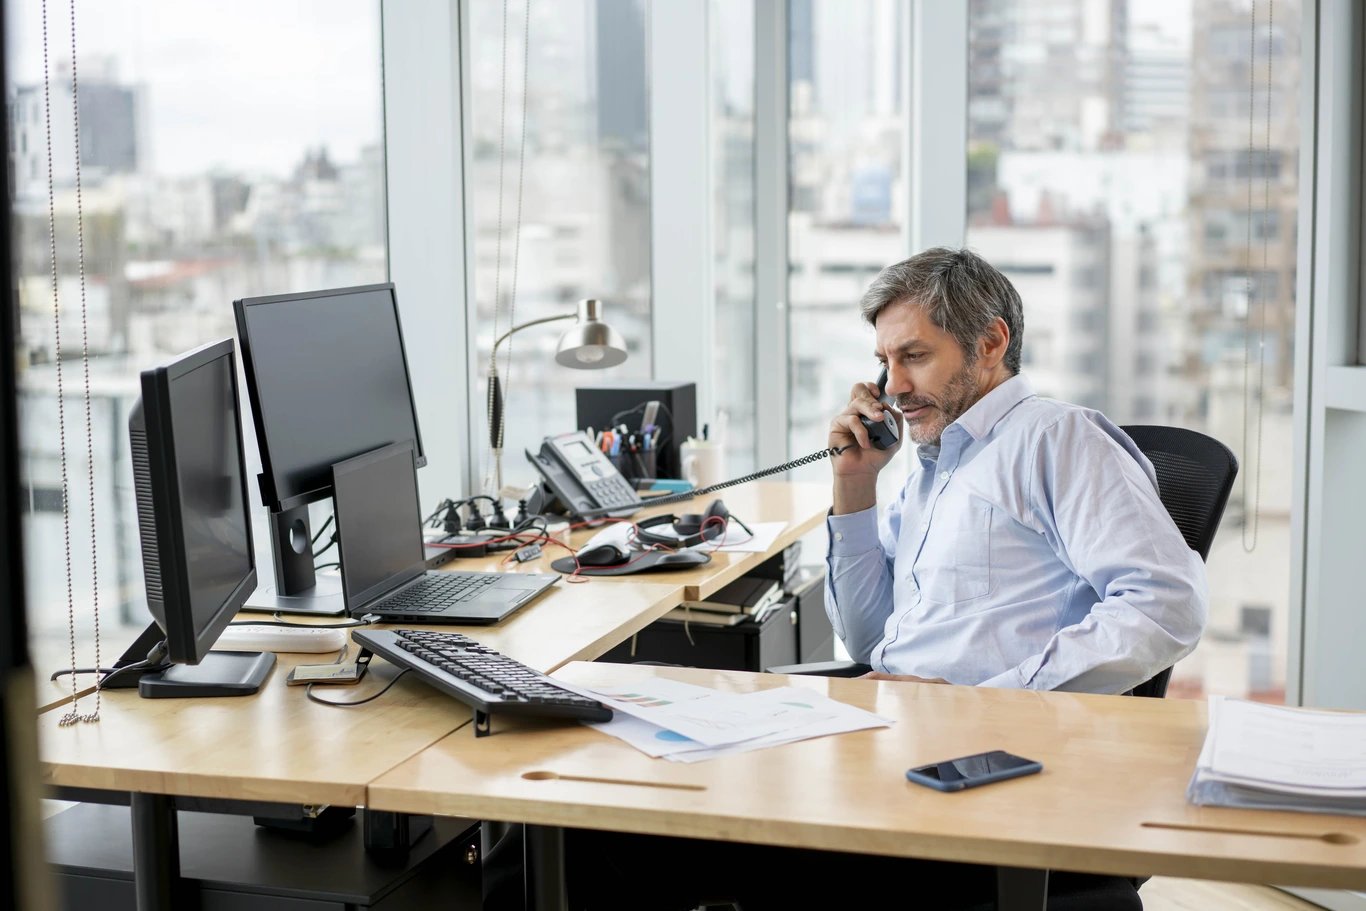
[524,824,568,911]
[129,793,179,911]
[996,866,1047,911]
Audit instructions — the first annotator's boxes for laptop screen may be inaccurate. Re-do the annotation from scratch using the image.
[331,442,426,611]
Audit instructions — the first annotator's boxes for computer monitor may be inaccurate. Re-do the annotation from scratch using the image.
[120,338,274,697]
[234,283,425,615]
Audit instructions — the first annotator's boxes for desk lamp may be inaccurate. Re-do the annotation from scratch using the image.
[487,298,628,491]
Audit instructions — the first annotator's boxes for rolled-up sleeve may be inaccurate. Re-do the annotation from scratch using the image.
[824,485,905,664]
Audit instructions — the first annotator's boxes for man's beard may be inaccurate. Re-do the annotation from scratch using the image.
[895,363,982,447]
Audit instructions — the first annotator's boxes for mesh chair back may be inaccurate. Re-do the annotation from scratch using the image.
[1120,425,1239,699]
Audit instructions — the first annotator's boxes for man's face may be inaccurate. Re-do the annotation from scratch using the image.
[874,303,983,447]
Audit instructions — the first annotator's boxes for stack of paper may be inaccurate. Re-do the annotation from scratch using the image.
[1187,696,1366,817]
[579,677,892,763]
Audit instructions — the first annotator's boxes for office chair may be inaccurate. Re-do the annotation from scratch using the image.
[768,424,1238,910]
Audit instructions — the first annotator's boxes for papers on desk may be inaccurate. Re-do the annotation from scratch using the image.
[1187,696,1366,817]
[580,677,892,763]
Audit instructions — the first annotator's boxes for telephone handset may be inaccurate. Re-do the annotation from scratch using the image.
[859,367,900,451]
[526,431,642,519]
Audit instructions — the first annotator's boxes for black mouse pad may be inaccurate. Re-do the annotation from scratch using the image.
[550,549,711,576]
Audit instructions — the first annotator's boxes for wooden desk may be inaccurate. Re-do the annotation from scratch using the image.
[370,664,1366,908]
[34,481,828,910]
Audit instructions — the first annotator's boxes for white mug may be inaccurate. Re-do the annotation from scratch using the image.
[680,438,724,488]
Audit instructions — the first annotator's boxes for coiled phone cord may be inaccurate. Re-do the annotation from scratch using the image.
[576,445,853,520]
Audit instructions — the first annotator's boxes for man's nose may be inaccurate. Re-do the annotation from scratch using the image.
[884,364,913,399]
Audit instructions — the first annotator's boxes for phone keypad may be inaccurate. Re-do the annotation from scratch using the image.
[586,474,639,509]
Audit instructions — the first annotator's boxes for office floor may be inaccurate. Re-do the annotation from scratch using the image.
[1144,878,1323,909]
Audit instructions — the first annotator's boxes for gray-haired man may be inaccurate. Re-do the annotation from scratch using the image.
[827,246,1206,694]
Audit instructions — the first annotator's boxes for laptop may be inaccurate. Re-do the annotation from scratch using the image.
[331,441,558,624]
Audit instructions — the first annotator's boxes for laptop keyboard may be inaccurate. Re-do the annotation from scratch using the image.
[381,572,502,612]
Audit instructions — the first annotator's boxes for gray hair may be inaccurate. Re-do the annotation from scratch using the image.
[860,247,1024,374]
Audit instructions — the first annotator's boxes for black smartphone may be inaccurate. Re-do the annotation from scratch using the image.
[904,750,1043,792]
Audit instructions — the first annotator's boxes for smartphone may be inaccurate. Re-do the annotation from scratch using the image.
[285,662,367,686]
[904,750,1042,792]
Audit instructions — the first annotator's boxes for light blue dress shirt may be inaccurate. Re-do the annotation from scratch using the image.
[824,374,1207,694]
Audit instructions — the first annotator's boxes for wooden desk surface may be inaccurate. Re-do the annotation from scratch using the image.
[440,480,831,602]
[36,575,683,803]
[37,647,468,807]
[368,664,1366,891]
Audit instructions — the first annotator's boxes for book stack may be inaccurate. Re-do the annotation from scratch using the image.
[664,576,784,627]
[1187,696,1366,817]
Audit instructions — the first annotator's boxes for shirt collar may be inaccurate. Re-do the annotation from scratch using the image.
[949,373,1036,442]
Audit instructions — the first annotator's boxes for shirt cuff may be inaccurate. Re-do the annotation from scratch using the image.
[826,506,881,556]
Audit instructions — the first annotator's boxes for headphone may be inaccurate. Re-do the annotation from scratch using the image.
[633,499,753,549]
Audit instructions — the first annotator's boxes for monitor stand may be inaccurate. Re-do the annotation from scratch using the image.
[242,502,348,616]
[136,651,276,698]
[100,626,277,698]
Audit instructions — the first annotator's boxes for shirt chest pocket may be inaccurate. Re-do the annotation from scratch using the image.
[915,496,993,606]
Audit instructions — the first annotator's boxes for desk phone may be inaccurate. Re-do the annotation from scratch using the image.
[527,431,642,518]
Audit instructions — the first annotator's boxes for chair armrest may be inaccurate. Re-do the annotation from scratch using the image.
[765,660,872,678]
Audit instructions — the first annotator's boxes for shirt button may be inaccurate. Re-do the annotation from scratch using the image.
[939,471,950,481]
[834,531,844,541]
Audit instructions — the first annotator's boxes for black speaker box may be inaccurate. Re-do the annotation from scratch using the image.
[575,381,697,480]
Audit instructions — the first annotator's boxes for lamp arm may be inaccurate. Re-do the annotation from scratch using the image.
[489,311,576,359]
[486,310,576,490]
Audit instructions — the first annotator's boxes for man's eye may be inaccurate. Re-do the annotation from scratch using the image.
[904,353,924,362]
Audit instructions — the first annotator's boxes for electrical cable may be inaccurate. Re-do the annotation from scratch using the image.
[306,668,412,708]
[310,514,334,546]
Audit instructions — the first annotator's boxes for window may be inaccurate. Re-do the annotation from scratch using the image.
[711,0,757,474]
[467,0,652,489]
[8,1,386,679]
[787,0,905,495]
[967,0,1303,703]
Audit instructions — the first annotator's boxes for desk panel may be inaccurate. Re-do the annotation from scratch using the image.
[369,664,1366,891]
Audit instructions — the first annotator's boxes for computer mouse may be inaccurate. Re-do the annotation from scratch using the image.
[650,550,711,568]
[576,544,632,567]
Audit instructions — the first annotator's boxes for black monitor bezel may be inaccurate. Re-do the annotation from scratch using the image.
[139,338,258,664]
[233,282,427,513]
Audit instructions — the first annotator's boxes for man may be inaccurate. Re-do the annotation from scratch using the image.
[490,248,1203,911]
[827,246,1206,694]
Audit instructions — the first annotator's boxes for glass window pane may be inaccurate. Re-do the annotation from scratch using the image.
[8,0,387,681]
[711,0,756,474]
[787,0,906,497]
[967,0,1302,703]
[468,0,652,493]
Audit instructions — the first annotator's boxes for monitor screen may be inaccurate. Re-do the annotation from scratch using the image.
[331,442,425,612]
[131,338,257,664]
[169,354,254,636]
[235,284,425,511]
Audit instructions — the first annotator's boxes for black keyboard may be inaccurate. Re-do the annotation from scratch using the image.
[380,572,501,613]
[351,628,612,735]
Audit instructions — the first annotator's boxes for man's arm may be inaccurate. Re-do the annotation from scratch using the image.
[978,415,1208,694]
[824,490,905,664]
[823,382,906,665]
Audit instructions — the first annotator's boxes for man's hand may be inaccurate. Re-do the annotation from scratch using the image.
[861,671,950,685]
[830,381,903,514]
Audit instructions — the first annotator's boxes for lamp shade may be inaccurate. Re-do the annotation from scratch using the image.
[554,298,628,369]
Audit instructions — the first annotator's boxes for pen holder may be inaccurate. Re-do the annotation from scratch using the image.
[611,447,656,481]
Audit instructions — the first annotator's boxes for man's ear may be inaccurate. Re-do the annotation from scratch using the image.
[978,317,1010,369]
